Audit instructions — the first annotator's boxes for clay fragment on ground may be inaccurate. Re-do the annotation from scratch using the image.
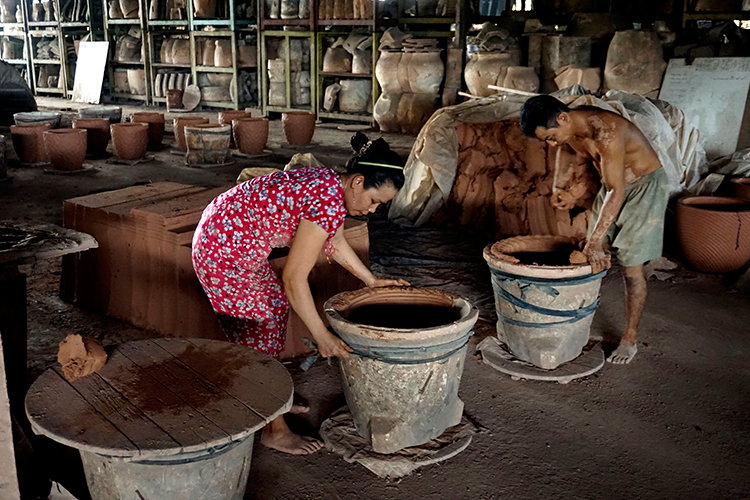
[57,334,107,382]
[569,250,588,265]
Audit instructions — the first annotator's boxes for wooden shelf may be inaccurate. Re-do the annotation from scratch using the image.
[320,71,372,78]
[316,19,377,26]
[32,59,62,64]
[152,63,192,68]
[106,19,141,25]
[34,87,65,94]
[3,59,27,64]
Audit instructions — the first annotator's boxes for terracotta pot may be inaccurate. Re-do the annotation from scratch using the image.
[10,123,52,164]
[193,0,217,18]
[233,117,268,155]
[130,112,165,150]
[218,110,252,126]
[729,177,750,201]
[373,92,401,133]
[407,51,444,94]
[73,118,111,156]
[44,129,87,171]
[110,122,149,160]
[184,124,231,165]
[676,196,750,273]
[166,89,184,110]
[173,116,210,152]
[322,46,352,73]
[464,52,517,97]
[281,111,316,145]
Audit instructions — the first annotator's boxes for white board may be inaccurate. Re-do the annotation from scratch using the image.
[658,57,750,159]
[71,41,110,104]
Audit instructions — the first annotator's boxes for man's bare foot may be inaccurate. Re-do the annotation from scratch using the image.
[607,341,637,364]
[260,427,323,455]
[289,403,309,414]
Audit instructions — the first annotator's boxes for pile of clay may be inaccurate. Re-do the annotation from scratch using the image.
[488,235,588,267]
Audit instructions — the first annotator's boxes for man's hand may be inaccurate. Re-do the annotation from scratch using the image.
[583,241,611,274]
[313,330,353,359]
[369,277,410,287]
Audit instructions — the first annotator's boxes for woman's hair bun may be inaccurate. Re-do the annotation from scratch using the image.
[350,131,369,153]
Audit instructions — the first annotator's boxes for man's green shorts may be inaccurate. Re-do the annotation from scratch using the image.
[588,167,670,267]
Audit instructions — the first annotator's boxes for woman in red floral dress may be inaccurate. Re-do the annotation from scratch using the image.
[192,133,408,455]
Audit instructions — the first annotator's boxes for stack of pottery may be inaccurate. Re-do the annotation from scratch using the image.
[174,116,210,152]
[266,38,310,107]
[44,129,87,172]
[153,72,191,98]
[265,0,309,19]
[322,33,373,114]
[73,118,111,157]
[233,117,269,155]
[14,111,62,128]
[10,123,52,165]
[159,36,190,65]
[374,37,443,135]
[317,0,372,19]
[131,112,165,150]
[281,111,315,145]
[464,51,537,97]
[110,123,148,161]
[0,0,18,23]
[184,124,232,166]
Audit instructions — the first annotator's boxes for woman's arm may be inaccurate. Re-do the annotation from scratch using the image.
[330,225,409,287]
[284,219,353,359]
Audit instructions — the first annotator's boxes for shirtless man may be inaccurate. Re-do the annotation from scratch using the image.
[520,95,669,365]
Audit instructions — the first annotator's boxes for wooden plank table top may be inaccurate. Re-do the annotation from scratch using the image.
[25,339,293,459]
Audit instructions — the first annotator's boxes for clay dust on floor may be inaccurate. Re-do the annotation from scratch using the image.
[5,98,750,500]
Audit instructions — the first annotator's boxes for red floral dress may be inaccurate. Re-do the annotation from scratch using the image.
[192,167,347,358]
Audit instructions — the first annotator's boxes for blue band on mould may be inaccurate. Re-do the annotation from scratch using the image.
[347,331,474,365]
[488,266,607,285]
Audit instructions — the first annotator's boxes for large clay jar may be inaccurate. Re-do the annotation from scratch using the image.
[676,196,750,273]
[281,111,316,145]
[407,51,444,94]
[111,122,148,160]
[119,0,139,17]
[218,110,252,144]
[322,46,352,73]
[464,52,516,97]
[72,118,111,156]
[44,129,87,172]
[184,124,231,165]
[373,92,401,133]
[603,30,667,98]
[338,79,371,113]
[233,117,269,155]
[202,39,216,66]
[130,112,165,150]
[193,0,217,18]
[352,47,372,75]
[214,39,232,67]
[10,123,52,164]
[397,93,439,135]
[171,39,190,65]
[729,177,750,201]
[127,69,146,95]
[502,66,541,93]
[174,116,209,152]
[238,42,257,67]
[396,52,413,93]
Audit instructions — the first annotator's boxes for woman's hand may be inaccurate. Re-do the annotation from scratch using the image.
[313,330,354,359]
[369,277,410,288]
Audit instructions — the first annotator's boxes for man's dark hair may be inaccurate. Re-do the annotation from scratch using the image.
[520,95,571,138]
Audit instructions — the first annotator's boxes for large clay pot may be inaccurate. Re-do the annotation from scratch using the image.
[44,129,87,172]
[373,92,401,133]
[214,39,232,67]
[233,117,269,155]
[729,177,750,201]
[127,69,147,95]
[173,116,209,152]
[202,39,216,66]
[119,0,139,18]
[10,123,52,164]
[219,110,251,126]
[464,51,516,97]
[502,66,541,93]
[603,30,667,98]
[171,39,190,65]
[676,196,750,273]
[397,93,439,135]
[130,112,165,150]
[407,51,444,94]
[110,122,149,160]
[338,79,371,113]
[396,52,413,93]
[193,0,217,18]
[73,118,111,156]
[322,46,352,73]
[281,111,315,145]
[352,47,372,75]
[184,124,231,165]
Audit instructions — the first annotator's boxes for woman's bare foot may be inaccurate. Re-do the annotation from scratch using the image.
[260,415,323,455]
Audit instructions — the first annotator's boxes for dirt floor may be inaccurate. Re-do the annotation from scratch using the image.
[2,98,750,500]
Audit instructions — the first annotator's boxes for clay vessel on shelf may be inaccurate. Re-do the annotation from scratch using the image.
[281,111,316,145]
[108,0,123,18]
[407,51,444,94]
[676,196,750,273]
[171,38,190,65]
[232,117,268,155]
[10,123,52,164]
[201,39,215,66]
[173,116,209,152]
[214,39,232,67]
[118,0,139,17]
[338,79,370,113]
[130,112,165,150]
[237,42,257,67]
[193,0,217,17]
[43,129,87,171]
[729,177,750,201]
[72,118,111,156]
[322,46,352,73]
[126,69,146,95]
[464,52,516,97]
[166,89,184,110]
[110,122,149,160]
[184,124,231,165]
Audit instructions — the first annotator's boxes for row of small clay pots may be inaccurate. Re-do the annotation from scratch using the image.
[10,124,87,171]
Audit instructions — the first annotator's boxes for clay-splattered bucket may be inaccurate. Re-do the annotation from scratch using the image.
[325,287,478,454]
[184,124,231,166]
[173,116,210,152]
[483,236,605,370]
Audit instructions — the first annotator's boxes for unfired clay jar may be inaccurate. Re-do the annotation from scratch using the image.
[73,118,111,156]
[464,52,517,97]
[171,39,190,65]
[214,39,232,67]
[396,52,413,93]
[108,0,123,18]
[233,117,268,155]
[119,0,139,17]
[373,92,401,133]
[174,116,209,152]
[110,122,148,160]
[281,111,315,145]
[729,177,750,201]
[127,69,146,95]
[202,39,216,66]
[10,123,52,164]
[376,51,403,94]
[193,0,217,18]
[160,38,174,63]
[603,30,667,98]
[338,79,371,113]
[184,124,231,165]
[676,196,750,273]
[397,93,439,135]
[44,129,87,172]
[323,46,352,73]
[130,112,165,150]
[352,47,372,75]
[502,66,540,93]
[407,51,444,94]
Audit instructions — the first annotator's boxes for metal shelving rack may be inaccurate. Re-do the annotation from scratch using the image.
[102,0,150,102]
[680,0,750,28]
[0,6,34,90]
[59,0,101,97]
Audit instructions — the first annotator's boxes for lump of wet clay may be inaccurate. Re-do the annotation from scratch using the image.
[569,250,588,265]
[57,334,107,382]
